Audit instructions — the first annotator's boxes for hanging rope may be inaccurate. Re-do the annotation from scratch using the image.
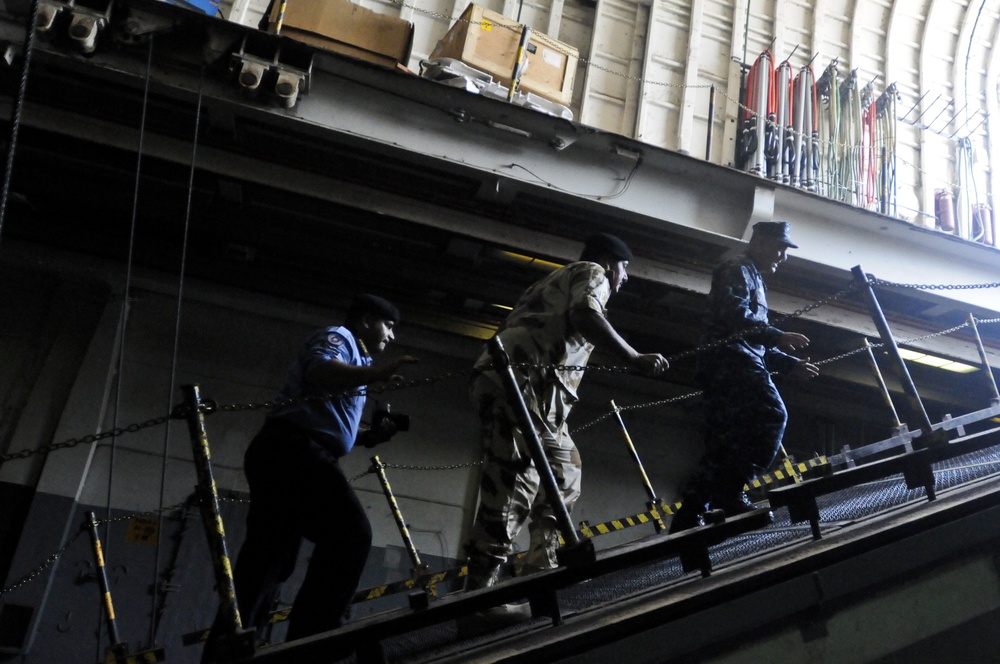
[149,65,205,648]
[956,137,984,243]
[876,84,899,216]
[0,0,40,256]
[98,32,156,663]
[816,60,840,200]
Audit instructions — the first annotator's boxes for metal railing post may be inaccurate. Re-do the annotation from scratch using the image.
[851,266,945,447]
[370,455,426,576]
[178,384,255,659]
[862,338,904,428]
[610,400,667,532]
[969,314,1000,404]
[85,511,128,661]
[371,454,434,609]
[487,337,595,566]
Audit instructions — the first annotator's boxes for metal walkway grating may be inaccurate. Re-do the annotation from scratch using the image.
[371,437,1000,663]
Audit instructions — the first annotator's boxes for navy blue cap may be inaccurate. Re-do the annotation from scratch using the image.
[752,221,798,248]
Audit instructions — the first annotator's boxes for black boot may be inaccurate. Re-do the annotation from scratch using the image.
[668,496,709,534]
[713,491,773,521]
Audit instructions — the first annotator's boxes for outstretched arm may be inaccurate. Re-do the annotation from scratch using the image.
[307,355,419,392]
[570,309,668,375]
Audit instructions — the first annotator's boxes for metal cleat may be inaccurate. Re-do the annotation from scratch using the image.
[230,35,312,108]
[49,0,113,54]
[273,68,305,108]
[35,1,62,35]
[68,11,104,53]
[237,57,266,92]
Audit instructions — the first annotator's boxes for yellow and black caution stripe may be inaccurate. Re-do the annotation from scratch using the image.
[746,456,829,492]
[571,457,831,541]
[103,647,166,664]
[353,566,468,602]
[184,456,832,645]
[576,502,677,539]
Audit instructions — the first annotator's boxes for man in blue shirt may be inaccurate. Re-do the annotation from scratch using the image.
[228,294,418,649]
[669,222,818,533]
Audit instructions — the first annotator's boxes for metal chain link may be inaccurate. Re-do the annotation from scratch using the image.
[571,390,702,435]
[896,321,971,346]
[0,370,475,466]
[658,282,860,367]
[813,321,972,367]
[6,273,995,466]
[0,414,172,465]
[873,278,1000,291]
[379,460,484,472]
[771,283,860,326]
[95,499,194,525]
[0,530,85,597]
[211,368,475,414]
[4,287,995,594]
[0,498,197,597]
[346,460,485,483]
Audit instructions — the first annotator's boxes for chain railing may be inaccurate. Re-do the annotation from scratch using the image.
[0,414,172,465]
[873,278,1000,291]
[5,276,1000,596]
[7,275,1000,467]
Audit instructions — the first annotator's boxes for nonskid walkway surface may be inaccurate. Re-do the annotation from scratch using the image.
[363,435,1000,663]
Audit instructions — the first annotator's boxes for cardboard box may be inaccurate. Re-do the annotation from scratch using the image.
[269,0,414,70]
[429,3,578,106]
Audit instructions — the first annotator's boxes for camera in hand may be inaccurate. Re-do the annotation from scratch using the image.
[373,404,410,434]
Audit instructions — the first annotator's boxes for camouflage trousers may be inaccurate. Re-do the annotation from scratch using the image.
[463,373,582,587]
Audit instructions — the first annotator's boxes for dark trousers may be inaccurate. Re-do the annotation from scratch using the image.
[683,348,788,507]
[234,419,372,642]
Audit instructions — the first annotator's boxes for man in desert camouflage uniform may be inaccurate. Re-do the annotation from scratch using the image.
[462,233,669,599]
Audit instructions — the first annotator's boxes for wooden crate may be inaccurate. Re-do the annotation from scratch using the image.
[429,3,578,106]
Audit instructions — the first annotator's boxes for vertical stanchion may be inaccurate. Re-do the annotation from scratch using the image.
[851,266,946,447]
[178,384,255,659]
[507,25,532,102]
[273,0,288,33]
[488,337,595,566]
[609,400,667,531]
[370,455,426,575]
[969,314,1000,403]
[705,84,716,160]
[862,338,903,428]
[776,444,802,483]
[85,511,128,662]
[370,454,433,610]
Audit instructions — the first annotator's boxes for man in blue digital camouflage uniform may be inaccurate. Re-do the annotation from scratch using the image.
[462,233,669,620]
[215,294,418,656]
[669,221,818,533]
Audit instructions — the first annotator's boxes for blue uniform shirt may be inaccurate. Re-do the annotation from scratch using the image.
[702,254,798,373]
[268,325,371,457]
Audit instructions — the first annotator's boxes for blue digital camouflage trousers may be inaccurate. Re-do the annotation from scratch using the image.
[686,347,788,505]
[463,372,582,586]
